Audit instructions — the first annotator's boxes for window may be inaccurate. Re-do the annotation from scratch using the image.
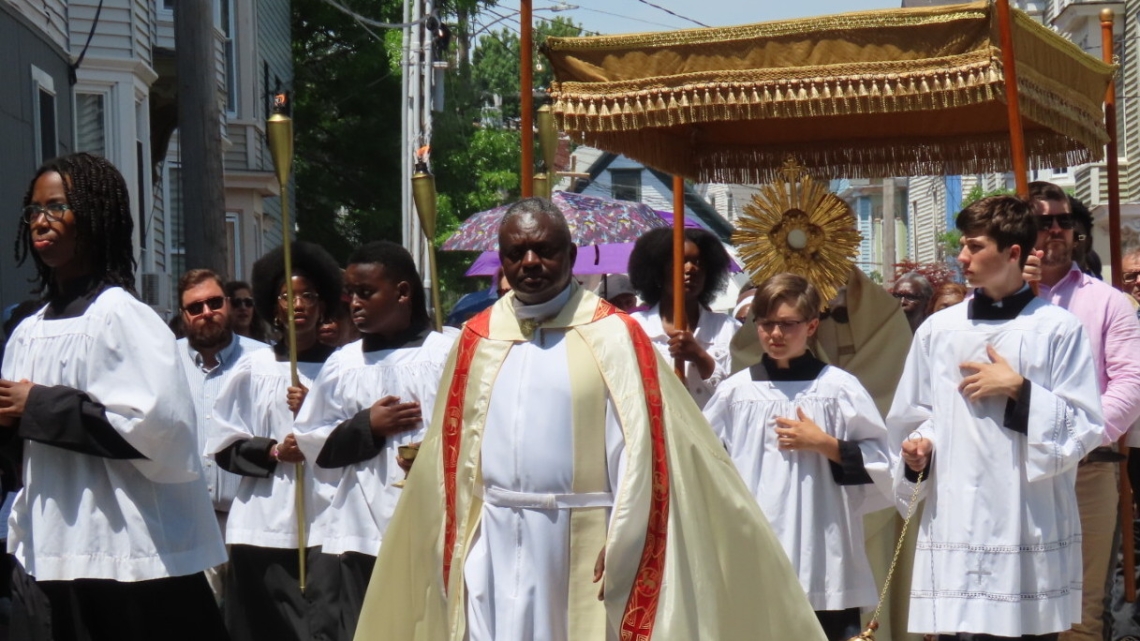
[611,169,641,202]
[167,164,186,278]
[226,212,241,279]
[75,93,107,157]
[217,0,237,116]
[31,66,57,165]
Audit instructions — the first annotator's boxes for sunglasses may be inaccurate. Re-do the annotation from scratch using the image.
[182,296,226,316]
[892,292,922,301]
[229,296,255,309]
[1037,214,1076,230]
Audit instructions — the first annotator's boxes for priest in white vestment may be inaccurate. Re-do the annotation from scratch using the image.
[889,195,1105,640]
[352,199,827,641]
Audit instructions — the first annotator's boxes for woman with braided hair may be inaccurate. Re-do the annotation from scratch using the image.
[0,153,228,640]
[208,241,345,641]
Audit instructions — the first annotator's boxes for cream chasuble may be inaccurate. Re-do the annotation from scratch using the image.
[352,285,826,641]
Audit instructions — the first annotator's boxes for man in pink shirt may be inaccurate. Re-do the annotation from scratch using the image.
[1030,181,1140,641]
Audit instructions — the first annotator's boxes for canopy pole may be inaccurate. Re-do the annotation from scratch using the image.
[673,175,686,379]
[1100,7,1135,603]
[995,0,1029,197]
[520,0,534,197]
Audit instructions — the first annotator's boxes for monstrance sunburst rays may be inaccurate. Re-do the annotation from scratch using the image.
[733,158,862,307]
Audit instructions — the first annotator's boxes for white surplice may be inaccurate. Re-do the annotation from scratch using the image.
[206,349,338,549]
[703,364,892,611]
[463,302,626,641]
[631,304,739,409]
[2,288,225,581]
[293,331,455,556]
[887,297,1105,637]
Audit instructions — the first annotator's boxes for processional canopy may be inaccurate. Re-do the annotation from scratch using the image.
[543,1,1115,182]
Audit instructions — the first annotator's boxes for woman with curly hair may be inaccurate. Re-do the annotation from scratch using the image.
[208,241,344,641]
[628,227,738,408]
[2,153,226,640]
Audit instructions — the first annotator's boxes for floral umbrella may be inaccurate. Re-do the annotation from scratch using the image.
[441,191,669,252]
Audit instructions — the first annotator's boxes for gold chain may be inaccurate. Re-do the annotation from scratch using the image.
[850,470,925,640]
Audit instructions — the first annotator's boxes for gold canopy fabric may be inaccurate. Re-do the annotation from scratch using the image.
[543,2,1115,182]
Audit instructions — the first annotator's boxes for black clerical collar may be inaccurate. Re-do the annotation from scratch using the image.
[44,276,110,320]
[275,341,336,364]
[968,284,1035,321]
[362,322,432,353]
[750,352,827,382]
[819,306,849,324]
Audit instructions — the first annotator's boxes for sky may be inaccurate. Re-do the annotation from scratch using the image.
[485,0,903,37]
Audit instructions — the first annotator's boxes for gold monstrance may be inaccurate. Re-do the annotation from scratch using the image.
[733,158,861,307]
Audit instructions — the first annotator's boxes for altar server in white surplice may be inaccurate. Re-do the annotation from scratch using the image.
[889,195,1105,641]
[0,153,227,641]
[704,273,892,641]
[207,241,345,641]
[294,241,456,641]
[628,227,739,409]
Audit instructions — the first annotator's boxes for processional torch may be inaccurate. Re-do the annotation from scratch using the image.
[411,147,443,331]
[266,92,308,594]
[533,102,558,199]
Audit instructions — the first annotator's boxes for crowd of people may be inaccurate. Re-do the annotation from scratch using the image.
[2,152,1140,641]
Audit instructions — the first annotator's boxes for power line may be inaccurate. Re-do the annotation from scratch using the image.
[634,0,708,28]
[320,0,429,29]
[574,6,681,30]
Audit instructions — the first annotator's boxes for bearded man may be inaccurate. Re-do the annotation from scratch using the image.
[176,268,269,595]
[352,198,825,641]
[1028,181,1140,641]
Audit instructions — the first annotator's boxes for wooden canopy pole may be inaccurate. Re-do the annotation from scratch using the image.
[1103,9,1124,288]
[1101,7,1135,603]
[520,0,534,197]
[673,175,686,379]
[995,0,1029,197]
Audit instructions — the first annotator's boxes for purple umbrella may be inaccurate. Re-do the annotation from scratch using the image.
[442,191,669,252]
[465,212,741,277]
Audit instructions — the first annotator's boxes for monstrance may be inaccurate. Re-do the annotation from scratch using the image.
[733,158,861,306]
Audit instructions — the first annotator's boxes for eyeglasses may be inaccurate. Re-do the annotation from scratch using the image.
[892,292,922,301]
[278,291,320,307]
[757,319,808,333]
[21,203,71,225]
[229,296,255,309]
[1124,271,1140,285]
[182,296,226,316]
[1036,214,1076,231]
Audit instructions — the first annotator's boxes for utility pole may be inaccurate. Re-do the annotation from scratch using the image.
[402,0,434,278]
[175,0,229,278]
[882,177,896,279]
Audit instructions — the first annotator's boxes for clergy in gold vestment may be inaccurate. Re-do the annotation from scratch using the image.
[353,199,825,641]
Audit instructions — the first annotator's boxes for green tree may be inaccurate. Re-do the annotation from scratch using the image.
[292,0,407,260]
[290,2,580,309]
[472,17,583,121]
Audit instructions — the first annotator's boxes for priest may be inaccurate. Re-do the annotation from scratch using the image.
[352,198,826,641]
